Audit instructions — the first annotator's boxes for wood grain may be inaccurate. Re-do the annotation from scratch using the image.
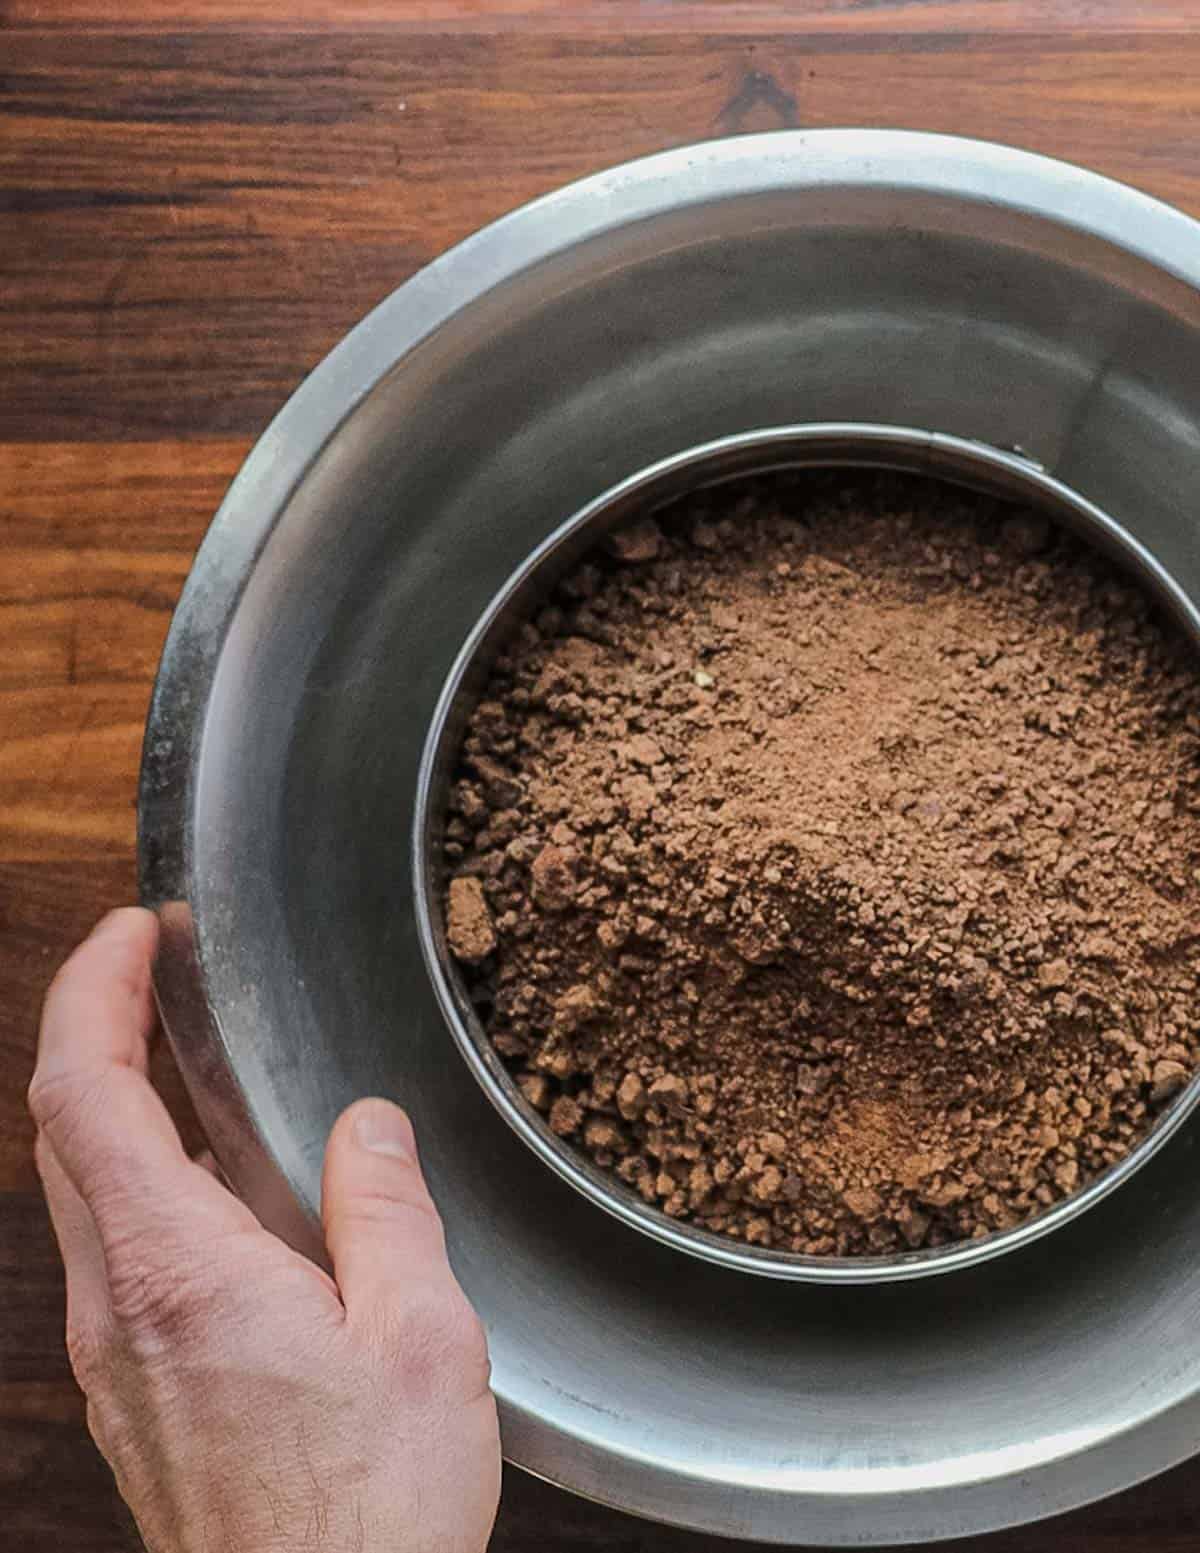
[0,443,245,862]
[6,33,1200,441]
[3,1,1186,34]
[5,8,1200,1550]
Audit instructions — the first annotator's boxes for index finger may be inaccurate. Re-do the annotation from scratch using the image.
[37,908,160,1080]
[28,909,245,1245]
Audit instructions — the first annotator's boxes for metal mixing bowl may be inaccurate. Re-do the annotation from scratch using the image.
[414,422,1200,1284]
[141,131,1200,1543]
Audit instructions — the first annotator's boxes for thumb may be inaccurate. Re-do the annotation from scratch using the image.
[321,1098,452,1320]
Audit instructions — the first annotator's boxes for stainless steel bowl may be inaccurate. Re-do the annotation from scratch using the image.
[141,131,1200,1543]
[414,422,1200,1285]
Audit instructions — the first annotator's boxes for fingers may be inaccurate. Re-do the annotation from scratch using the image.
[321,1099,454,1321]
[41,909,161,1075]
[29,909,254,1257]
[31,908,189,1212]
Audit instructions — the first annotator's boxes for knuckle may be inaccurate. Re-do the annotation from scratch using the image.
[28,1070,118,1185]
[344,1187,444,1234]
[106,1250,220,1352]
[384,1285,488,1393]
[406,1284,464,1340]
[28,1066,94,1135]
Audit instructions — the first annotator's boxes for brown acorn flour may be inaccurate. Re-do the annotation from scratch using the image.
[441,471,1200,1256]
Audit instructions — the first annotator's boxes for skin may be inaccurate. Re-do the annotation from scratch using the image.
[27,907,502,1553]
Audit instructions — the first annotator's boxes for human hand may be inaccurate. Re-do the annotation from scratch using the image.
[28,908,500,1553]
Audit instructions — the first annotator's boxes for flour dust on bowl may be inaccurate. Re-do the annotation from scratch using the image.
[414,425,1200,1284]
[140,132,1200,1545]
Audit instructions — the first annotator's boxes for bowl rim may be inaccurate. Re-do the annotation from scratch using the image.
[412,421,1200,1285]
[139,130,1200,1541]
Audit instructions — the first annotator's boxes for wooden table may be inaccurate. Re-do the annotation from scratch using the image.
[4,3,1200,1547]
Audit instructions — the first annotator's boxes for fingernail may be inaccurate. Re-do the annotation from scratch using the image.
[354,1101,415,1162]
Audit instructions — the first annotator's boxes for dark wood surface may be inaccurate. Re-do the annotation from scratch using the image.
[5,4,1200,1547]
